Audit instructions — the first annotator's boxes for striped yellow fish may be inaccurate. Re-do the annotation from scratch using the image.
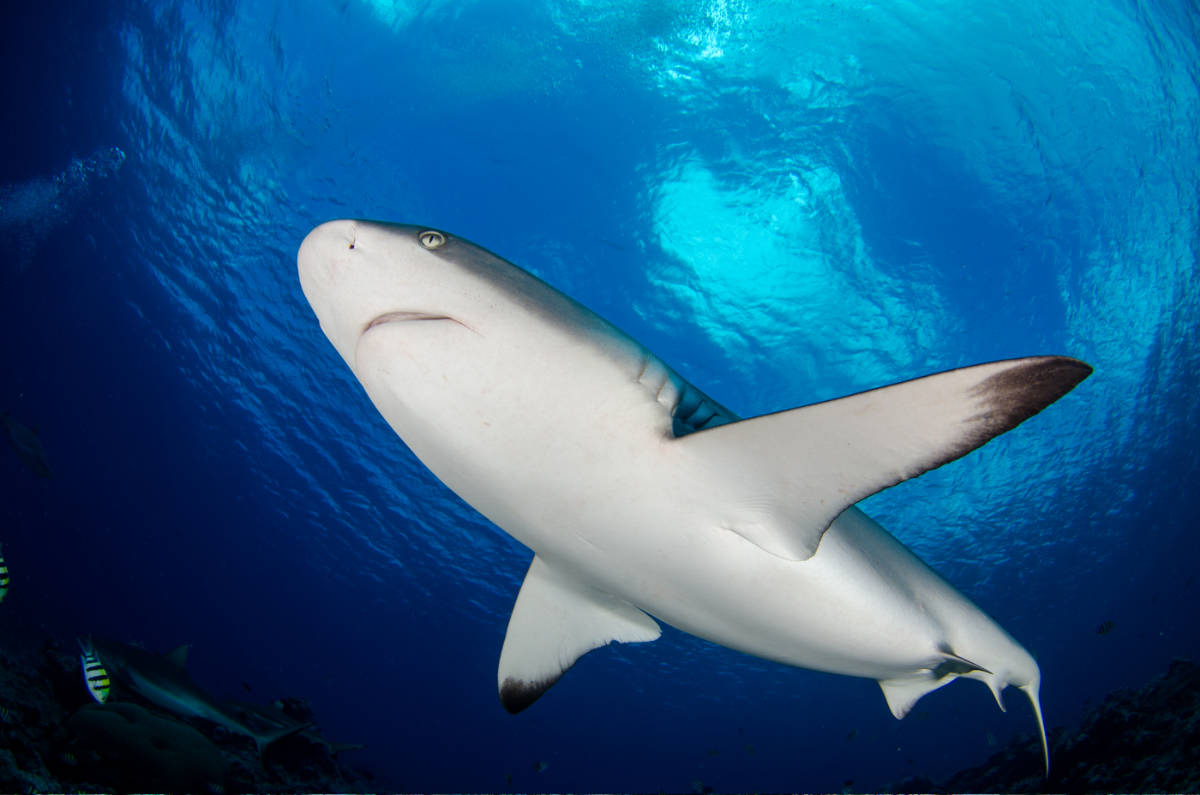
[0,543,8,603]
[78,637,111,703]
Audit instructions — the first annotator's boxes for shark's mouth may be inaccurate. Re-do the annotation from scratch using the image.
[363,311,468,334]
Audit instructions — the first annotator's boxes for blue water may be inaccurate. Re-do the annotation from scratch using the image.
[2,0,1198,790]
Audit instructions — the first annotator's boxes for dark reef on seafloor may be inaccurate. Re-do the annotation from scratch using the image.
[892,658,1200,793]
[0,623,376,793]
[2,615,1196,793]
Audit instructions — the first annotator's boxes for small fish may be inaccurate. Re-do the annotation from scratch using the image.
[1097,620,1116,635]
[534,761,549,773]
[78,637,111,703]
[0,543,8,602]
[0,704,14,724]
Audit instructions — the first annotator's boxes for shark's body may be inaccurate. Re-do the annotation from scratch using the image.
[89,638,305,759]
[298,220,1091,771]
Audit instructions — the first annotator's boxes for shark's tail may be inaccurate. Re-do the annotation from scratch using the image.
[1020,680,1050,778]
[881,656,1050,779]
[253,720,314,762]
[981,668,1050,777]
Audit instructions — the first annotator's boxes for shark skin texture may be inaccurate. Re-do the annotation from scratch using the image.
[298,219,1092,773]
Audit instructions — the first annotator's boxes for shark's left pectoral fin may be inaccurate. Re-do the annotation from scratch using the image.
[676,356,1092,561]
[498,555,661,714]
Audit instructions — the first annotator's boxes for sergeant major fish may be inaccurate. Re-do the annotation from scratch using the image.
[78,637,111,703]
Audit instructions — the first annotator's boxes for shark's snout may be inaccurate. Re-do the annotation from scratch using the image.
[298,219,371,369]
[297,219,358,295]
[302,218,357,251]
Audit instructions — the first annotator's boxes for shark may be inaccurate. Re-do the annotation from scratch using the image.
[225,700,365,756]
[88,637,308,760]
[297,219,1092,773]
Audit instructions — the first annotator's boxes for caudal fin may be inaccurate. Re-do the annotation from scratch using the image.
[880,654,1048,777]
[1021,681,1050,777]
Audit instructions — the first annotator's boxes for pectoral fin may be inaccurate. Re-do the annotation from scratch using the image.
[498,555,661,714]
[676,356,1091,561]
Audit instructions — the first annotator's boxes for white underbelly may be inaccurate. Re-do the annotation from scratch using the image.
[353,318,958,683]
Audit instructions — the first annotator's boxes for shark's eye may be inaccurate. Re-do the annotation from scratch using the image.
[418,230,446,250]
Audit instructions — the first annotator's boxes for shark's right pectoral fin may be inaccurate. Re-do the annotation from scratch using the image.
[498,555,661,714]
[676,356,1092,561]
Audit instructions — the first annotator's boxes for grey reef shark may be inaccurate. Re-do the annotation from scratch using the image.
[298,219,1093,774]
[88,637,308,760]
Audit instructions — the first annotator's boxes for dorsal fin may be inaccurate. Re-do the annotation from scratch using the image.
[674,356,1091,561]
[165,644,190,669]
[497,555,660,713]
